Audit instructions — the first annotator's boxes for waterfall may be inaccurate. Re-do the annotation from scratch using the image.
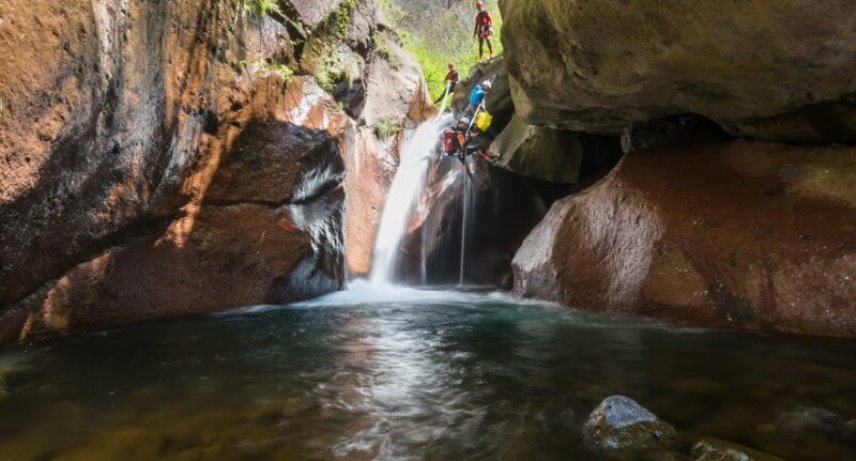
[458,159,472,286]
[369,114,453,284]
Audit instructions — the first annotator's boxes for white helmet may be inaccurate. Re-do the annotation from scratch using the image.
[482,80,492,90]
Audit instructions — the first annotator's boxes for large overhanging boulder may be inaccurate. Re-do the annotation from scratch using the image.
[491,115,583,184]
[499,0,856,143]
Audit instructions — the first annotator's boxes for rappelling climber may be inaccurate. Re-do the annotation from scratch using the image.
[469,110,499,161]
[434,63,461,105]
[442,117,471,159]
[469,80,491,111]
[473,1,494,62]
[440,114,497,164]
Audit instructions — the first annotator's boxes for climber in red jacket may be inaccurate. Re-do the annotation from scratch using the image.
[473,1,494,62]
[434,63,460,104]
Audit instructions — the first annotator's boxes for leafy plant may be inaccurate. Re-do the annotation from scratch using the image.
[313,50,343,92]
[242,0,282,15]
[241,58,294,81]
[375,119,402,140]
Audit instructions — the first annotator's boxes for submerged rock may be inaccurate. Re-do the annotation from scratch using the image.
[692,438,783,461]
[499,0,856,143]
[582,395,678,458]
[753,406,856,460]
[513,140,856,338]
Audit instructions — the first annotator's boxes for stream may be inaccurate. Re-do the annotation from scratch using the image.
[0,283,854,460]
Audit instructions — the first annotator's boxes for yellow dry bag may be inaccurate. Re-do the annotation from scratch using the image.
[475,111,493,132]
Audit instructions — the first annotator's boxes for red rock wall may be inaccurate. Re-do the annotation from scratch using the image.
[513,141,856,338]
[0,0,433,346]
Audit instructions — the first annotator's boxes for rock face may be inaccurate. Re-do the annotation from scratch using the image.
[499,0,856,143]
[398,156,549,286]
[513,140,856,338]
[582,395,678,459]
[340,26,435,276]
[0,0,431,346]
[491,115,583,184]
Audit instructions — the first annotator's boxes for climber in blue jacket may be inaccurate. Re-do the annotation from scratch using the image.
[469,80,492,108]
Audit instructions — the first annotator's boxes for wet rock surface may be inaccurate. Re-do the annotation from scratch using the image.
[0,0,430,346]
[499,0,856,143]
[752,406,856,460]
[394,155,548,286]
[692,438,783,461]
[513,140,856,337]
[582,395,678,458]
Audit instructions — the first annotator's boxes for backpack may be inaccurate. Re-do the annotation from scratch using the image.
[443,129,458,154]
[475,111,493,132]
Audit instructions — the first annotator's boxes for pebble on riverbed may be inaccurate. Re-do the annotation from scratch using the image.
[582,395,678,459]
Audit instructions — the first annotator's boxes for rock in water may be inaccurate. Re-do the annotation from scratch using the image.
[753,407,856,460]
[512,140,856,338]
[692,438,783,461]
[582,395,678,458]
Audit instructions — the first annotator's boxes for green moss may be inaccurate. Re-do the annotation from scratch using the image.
[242,58,295,81]
[230,0,282,16]
[313,50,343,92]
[302,0,359,92]
[375,119,402,139]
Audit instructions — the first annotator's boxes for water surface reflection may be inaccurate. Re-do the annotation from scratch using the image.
[0,284,854,460]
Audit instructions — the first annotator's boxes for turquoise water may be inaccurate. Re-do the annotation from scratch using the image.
[0,284,854,460]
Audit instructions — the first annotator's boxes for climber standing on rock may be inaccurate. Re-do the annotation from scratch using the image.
[473,1,494,62]
[434,63,460,105]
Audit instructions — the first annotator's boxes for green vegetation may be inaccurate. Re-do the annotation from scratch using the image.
[375,119,403,139]
[226,0,282,17]
[242,58,294,81]
[312,51,343,92]
[379,0,504,100]
[306,0,358,92]
[234,0,282,15]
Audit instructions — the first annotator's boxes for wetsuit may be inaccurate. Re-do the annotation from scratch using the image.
[445,70,460,92]
[443,126,469,158]
[475,11,493,39]
[469,85,487,108]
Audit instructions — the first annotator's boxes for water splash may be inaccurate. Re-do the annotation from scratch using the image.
[369,114,453,284]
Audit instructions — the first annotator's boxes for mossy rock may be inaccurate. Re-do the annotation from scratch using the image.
[582,395,679,459]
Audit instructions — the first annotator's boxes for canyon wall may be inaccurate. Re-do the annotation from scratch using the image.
[0,0,431,346]
[499,0,856,337]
